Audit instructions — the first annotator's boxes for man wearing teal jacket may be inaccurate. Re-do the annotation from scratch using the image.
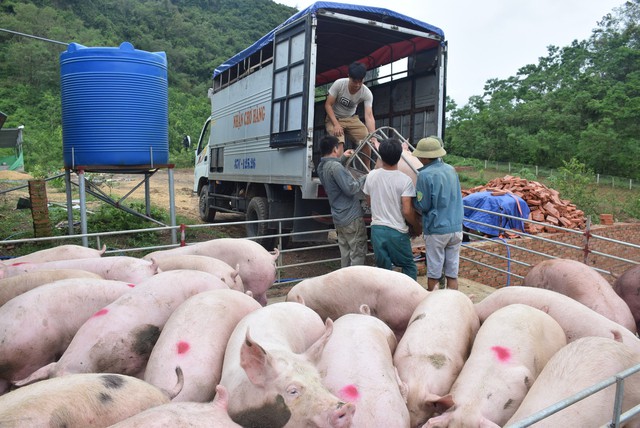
[413,136,464,290]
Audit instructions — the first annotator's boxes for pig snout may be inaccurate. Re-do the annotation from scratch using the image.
[327,401,355,428]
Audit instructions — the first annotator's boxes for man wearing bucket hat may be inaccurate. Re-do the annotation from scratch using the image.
[413,136,464,290]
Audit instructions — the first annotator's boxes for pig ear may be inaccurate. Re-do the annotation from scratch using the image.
[240,329,275,387]
[213,385,229,410]
[359,304,371,315]
[394,367,408,402]
[14,362,56,387]
[433,393,455,414]
[305,318,333,363]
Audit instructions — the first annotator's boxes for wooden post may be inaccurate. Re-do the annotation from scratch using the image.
[28,179,51,237]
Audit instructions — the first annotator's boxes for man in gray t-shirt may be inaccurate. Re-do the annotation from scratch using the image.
[324,62,377,167]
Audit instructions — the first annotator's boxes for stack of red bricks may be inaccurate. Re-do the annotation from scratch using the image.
[462,175,586,233]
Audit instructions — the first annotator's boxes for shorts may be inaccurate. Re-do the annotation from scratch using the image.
[424,231,463,279]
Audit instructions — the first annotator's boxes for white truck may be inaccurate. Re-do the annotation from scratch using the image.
[192,2,447,248]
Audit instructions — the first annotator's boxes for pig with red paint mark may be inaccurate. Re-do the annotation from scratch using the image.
[522,258,636,333]
[143,238,278,305]
[219,302,355,427]
[0,278,135,394]
[110,384,241,427]
[0,244,106,266]
[151,254,244,292]
[506,336,640,427]
[144,289,261,402]
[0,269,102,306]
[317,312,409,427]
[286,266,429,339]
[0,369,182,427]
[0,255,158,283]
[613,264,640,332]
[423,304,566,428]
[394,289,480,427]
[15,270,228,386]
[474,286,640,354]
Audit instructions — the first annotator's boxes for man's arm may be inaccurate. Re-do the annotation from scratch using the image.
[363,105,376,134]
[402,196,422,235]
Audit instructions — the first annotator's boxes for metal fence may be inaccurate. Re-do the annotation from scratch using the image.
[480,159,639,190]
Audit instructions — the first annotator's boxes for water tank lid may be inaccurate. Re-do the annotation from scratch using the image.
[61,41,166,64]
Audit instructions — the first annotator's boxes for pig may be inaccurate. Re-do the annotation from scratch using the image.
[522,258,636,333]
[613,264,640,332]
[144,289,261,402]
[143,238,279,305]
[219,302,355,427]
[151,254,244,292]
[505,336,640,427]
[0,268,102,306]
[317,312,409,428]
[0,243,106,266]
[0,278,136,394]
[109,384,242,428]
[286,265,429,339]
[0,255,158,283]
[424,304,566,428]
[0,369,182,427]
[474,286,640,354]
[15,270,228,386]
[398,149,424,186]
[394,289,480,427]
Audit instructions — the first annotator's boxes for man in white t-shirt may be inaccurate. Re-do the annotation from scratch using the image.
[325,62,376,167]
[363,138,422,279]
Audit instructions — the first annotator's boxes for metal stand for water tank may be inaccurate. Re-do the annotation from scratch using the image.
[63,164,177,247]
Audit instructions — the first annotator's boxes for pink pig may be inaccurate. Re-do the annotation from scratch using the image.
[0,256,158,283]
[613,264,640,332]
[287,265,429,339]
[219,302,355,427]
[109,384,241,428]
[394,289,480,427]
[0,244,105,266]
[0,278,135,394]
[522,258,636,333]
[317,312,410,427]
[0,269,102,306]
[0,370,182,427]
[152,254,244,292]
[424,304,566,428]
[474,286,640,354]
[144,238,278,305]
[506,336,640,427]
[144,289,261,402]
[15,270,228,386]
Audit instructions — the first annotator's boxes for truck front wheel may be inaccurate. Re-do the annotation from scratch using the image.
[246,196,276,250]
[198,186,216,222]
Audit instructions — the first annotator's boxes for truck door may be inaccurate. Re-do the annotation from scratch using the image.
[269,15,312,148]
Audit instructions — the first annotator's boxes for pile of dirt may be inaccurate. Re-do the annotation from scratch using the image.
[463,175,586,233]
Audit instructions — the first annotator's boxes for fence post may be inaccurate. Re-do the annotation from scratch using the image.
[535,165,539,177]
[597,173,600,184]
[631,179,633,190]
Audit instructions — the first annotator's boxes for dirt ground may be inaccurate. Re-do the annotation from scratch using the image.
[0,168,496,301]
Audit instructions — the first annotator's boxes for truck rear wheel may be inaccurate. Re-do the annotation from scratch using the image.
[198,186,216,222]
[246,196,276,250]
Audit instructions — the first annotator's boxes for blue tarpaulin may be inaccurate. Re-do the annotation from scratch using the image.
[463,191,530,237]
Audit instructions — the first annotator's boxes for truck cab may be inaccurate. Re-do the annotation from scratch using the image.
[193,2,446,248]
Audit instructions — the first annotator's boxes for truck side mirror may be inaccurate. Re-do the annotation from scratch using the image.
[182,135,191,149]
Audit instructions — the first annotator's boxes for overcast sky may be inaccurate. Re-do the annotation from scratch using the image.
[275,0,623,105]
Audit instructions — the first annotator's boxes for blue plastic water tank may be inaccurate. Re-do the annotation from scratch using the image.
[60,42,169,168]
